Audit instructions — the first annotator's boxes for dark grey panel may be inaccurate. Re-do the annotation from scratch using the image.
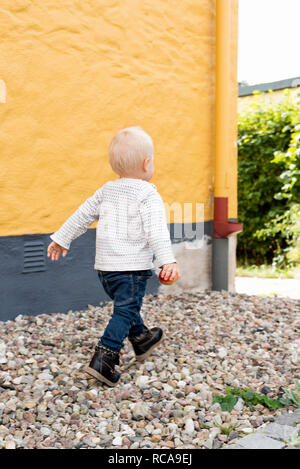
[0,222,212,321]
[170,221,213,243]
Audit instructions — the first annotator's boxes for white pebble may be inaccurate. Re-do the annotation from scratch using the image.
[145,362,154,371]
[37,372,53,381]
[177,380,186,388]
[15,315,24,322]
[218,347,227,358]
[112,436,123,446]
[132,402,149,419]
[5,440,16,449]
[40,426,51,436]
[162,384,174,392]
[136,375,150,389]
[233,398,245,412]
[145,424,154,433]
[184,418,195,435]
[240,427,254,434]
[0,342,7,364]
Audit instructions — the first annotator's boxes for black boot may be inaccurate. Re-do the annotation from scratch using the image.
[84,344,121,386]
[128,327,164,362]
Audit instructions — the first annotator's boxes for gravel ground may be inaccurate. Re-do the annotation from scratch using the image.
[0,290,299,449]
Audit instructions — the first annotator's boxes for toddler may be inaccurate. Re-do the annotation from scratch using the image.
[47,126,180,386]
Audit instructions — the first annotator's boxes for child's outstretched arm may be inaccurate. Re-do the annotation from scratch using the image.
[47,188,103,261]
[139,189,181,281]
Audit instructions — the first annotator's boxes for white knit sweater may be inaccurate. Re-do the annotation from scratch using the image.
[50,177,176,271]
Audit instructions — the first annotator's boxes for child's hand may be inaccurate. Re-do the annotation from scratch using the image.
[160,262,181,281]
[47,241,68,261]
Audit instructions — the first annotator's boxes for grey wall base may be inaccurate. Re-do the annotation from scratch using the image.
[212,235,237,292]
[212,238,229,291]
[0,221,237,321]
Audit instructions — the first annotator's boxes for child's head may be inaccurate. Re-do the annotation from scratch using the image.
[108,126,154,180]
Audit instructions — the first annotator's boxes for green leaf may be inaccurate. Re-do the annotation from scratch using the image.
[213,394,238,412]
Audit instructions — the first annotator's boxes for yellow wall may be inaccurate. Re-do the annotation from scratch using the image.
[0,0,239,236]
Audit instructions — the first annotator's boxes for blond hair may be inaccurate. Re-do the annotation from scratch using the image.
[108,126,154,175]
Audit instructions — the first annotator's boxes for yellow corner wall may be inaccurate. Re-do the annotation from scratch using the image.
[0,0,238,236]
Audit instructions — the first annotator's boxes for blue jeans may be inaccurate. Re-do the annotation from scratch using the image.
[97,269,153,352]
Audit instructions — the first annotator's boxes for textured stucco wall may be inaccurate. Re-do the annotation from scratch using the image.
[0,0,238,237]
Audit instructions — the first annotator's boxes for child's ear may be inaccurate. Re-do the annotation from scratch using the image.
[143,158,150,171]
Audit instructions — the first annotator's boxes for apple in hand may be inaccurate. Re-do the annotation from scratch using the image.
[158,270,179,285]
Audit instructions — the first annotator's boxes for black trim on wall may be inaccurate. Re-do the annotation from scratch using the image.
[0,222,213,321]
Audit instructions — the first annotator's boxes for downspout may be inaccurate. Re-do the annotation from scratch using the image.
[212,0,243,290]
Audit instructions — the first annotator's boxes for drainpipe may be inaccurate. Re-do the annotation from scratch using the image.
[212,0,243,291]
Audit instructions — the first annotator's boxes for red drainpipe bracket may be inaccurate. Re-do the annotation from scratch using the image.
[213,197,243,239]
[213,220,243,239]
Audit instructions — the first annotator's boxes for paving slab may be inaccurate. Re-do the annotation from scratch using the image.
[258,422,298,441]
[235,277,300,299]
[228,433,285,449]
[224,444,247,449]
[275,410,300,427]
[223,410,300,449]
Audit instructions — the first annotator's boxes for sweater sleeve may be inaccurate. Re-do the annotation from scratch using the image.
[49,188,103,250]
[139,188,176,268]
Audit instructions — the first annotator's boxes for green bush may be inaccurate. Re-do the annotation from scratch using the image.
[237,90,300,268]
[255,203,300,270]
